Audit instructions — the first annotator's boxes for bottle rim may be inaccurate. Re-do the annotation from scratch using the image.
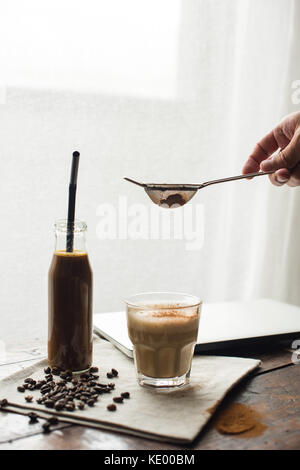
[55,219,87,233]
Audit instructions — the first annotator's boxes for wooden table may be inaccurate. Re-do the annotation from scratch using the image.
[0,341,299,450]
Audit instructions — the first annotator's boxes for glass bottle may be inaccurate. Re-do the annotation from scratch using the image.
[48,219,93,372]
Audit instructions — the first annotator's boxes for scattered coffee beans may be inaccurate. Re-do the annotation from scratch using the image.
[12,363,129,429]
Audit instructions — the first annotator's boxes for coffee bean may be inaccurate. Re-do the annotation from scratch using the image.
[44,400,54,408]
[36,398,43,404]
[113,396,123,404]
[17,386,25,393]
[41,383,51,391]
[80,373,90,380]
[42,422,51,433]
[65,403,75,412]
[25,396,33,403]
[47,416,59,425]
[87,381,97,387]
[111,369,118,377]
[87,399,95,407]
[54,402,64,411]
[106,373,113,379]
[108,383,115,389]
[44,367,51,374]
[28,384,36,391]
[78,402,85,410]
[90,367,99,373]
[52,393,64,402]
[107,404,116,412]
[28,412,39,424]
[57,380,67,386]
[52,367,61,376]
[121,392,130,399]
[24,378,34,384]
[0,399,8,407]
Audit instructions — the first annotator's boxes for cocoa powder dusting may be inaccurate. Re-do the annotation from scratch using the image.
[215,403,267,438]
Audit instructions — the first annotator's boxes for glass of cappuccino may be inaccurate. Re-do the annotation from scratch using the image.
[125,292,202,389]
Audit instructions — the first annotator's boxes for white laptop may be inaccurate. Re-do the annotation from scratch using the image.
[93,299,300,358]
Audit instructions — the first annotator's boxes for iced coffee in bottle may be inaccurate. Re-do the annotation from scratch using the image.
[48,219,93,372]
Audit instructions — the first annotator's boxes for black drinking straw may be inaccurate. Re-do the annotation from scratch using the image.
[66,151,80,252]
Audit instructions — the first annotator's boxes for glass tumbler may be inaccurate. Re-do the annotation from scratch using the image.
[125,292,202,389]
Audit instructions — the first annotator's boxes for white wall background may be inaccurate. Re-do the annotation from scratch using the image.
[1,0,300,347]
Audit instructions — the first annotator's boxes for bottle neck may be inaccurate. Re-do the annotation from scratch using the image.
[54,219,87,253]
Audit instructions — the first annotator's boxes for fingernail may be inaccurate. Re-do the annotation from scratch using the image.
[276,175,289,183]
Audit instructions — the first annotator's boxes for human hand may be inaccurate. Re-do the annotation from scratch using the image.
[242,112,300,186]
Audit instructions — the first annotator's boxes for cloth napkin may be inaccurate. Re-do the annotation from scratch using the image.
[0,338,260,444]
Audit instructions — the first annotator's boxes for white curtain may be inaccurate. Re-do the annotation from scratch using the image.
[174,0,300,305]
[0,0,300,344]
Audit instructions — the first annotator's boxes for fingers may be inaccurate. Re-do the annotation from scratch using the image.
[260,130,300,172]
[242,129,279,174]
[243,113,300,186]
